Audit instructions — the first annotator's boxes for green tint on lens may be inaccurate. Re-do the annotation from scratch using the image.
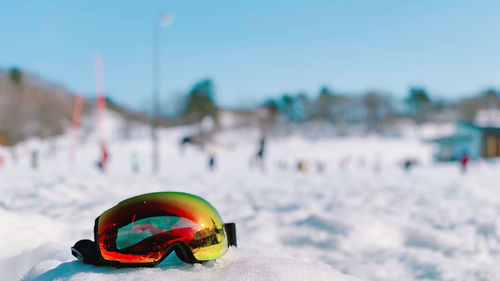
[116,216,195,249]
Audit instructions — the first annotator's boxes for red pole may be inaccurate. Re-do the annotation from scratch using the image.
[69,94,84,167]
[94,54,108,169]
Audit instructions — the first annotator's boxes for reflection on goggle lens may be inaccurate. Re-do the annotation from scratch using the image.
[97,192,230,264]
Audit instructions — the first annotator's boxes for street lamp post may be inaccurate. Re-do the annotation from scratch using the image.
[152,13,174,173]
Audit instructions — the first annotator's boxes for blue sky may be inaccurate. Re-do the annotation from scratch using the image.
[2,0,500,111]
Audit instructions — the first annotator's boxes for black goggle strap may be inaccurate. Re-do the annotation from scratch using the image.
[72,222,237,265]
[224,222,237,247]
[71,239,102,266]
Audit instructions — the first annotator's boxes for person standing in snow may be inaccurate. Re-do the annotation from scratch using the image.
[460,153,470,173]
[297,160,309,172]
[316,161,325,174]
[403,159,413,172]
[97,144,109,171]
[131,151,140,173]
[255,135,266,171]
[204,142,219,172]
[31,150,39,170]
[339,156,350,171]
[208,154,216,171]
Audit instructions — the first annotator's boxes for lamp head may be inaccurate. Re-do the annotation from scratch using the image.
[160,13,174,27]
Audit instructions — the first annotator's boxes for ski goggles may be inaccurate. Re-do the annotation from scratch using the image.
[72,192,237,267]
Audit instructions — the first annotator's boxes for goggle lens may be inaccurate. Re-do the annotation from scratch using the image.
[96,192,227,264]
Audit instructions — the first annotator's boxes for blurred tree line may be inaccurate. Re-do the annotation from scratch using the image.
[257,86,500,133]
[170,77,500,135]
[2,65,500,146]
[260,86,396,133]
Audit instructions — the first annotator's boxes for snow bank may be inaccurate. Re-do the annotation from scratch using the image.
[19,248,358,281]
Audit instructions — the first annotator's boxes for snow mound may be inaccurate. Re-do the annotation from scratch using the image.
[21,248,359,281]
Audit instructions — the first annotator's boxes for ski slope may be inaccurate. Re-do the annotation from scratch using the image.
[1,120,500,281]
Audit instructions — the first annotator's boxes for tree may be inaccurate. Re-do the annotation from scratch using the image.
[262,99,279,122]
[8,67,22,85]
[363,92,394,133]
[316,87,334,121]
[481,89,500,109]
[278,93,308,122]
[281,94,293,107]
[406,87,431,123]
[279,94,294,120]
[363,92,381,131]
[183,79,217,123]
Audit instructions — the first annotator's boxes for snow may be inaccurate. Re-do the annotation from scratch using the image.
[1,116,500,280]
[18,247,358,281]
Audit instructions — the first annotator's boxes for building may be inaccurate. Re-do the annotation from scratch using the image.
[431,122,500,161]
[218,108,270,129]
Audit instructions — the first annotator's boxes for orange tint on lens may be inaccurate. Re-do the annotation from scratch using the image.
[97,192,227,264]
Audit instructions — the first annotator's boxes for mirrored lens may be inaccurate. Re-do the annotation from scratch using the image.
[97,192,227,264]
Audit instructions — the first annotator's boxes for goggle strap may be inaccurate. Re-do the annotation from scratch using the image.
[71,239,102,266]
[224,223,237,247]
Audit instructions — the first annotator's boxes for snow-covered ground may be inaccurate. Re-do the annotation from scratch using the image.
[1,121,500,281]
